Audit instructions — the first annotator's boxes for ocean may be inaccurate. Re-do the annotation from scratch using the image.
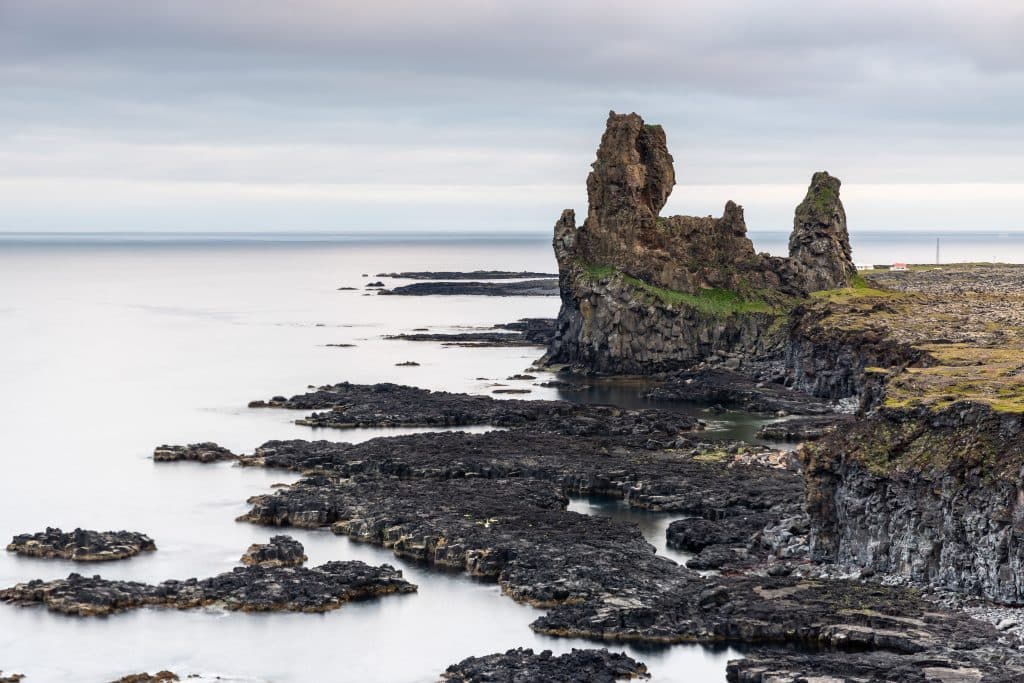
[0,230,1020,682]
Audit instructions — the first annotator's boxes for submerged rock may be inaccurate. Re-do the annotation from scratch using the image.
[376,270,557,280]
[153,442,237,463]
[239,535,307,568]
[0,560,414,616]
[247,381,700,435]
[7,528,156,561]
[379,280,559,296]
[441,647,649,682]
[386,319,556,348]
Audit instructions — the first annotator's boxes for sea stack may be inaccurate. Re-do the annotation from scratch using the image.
[789,171,856,291]
[545,111,855,374]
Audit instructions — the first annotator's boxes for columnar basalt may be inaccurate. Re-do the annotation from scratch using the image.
[545,111,855,375]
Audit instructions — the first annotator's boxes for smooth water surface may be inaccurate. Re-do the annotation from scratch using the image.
[0,238,746,682]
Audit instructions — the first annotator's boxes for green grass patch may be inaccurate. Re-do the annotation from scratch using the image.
[622,275,775,315]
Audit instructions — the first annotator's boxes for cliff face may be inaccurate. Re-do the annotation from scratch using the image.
[545,111,855,374]
[802,403,1024,604]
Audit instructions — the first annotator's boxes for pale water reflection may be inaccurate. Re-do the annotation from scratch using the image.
[0,239,745,682]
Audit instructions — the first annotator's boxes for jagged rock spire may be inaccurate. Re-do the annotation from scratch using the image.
[789,172,856,291]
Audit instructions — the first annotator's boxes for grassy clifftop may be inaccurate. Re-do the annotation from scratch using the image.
[809,264,1024,414]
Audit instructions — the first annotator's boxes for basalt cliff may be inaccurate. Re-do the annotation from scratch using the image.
[545,112,1024,612]
[544,111,854,374]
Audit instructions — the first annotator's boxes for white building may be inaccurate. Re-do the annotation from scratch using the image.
[891,262,908,271]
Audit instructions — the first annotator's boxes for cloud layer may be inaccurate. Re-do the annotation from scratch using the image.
[2,0,1023,231]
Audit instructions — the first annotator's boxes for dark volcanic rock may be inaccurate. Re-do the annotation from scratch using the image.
[239,535,307,568]
[377,271,557,280]
[726,651,999,683]
[543,111,856,376]
[442,647,649,682]
[0,673,24,683]
[789,171,856,292]
[379,280,559,296]
[7,528,156,561]
[643,369,836,415]
[387,318,556,348]
[803,403,1024,605]
[756,414,853,442]
[233,456,1024,677]
[111,673,179,683]
[0,560,415,616]
[153,442,237,463]
[247,381,701,435]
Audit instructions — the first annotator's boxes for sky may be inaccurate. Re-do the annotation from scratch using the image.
[1,0,1023,233]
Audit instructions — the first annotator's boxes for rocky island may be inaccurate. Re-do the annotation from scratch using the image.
[7,528,156,562]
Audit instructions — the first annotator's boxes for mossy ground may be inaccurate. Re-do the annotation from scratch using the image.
[581,263,785,316]
[812,266,1024,414]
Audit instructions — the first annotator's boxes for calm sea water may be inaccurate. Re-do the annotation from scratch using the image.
[0,236,747,683]
[0,231,1018,682]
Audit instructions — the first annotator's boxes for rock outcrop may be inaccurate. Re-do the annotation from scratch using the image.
[1,560,415,616]
[789,171,856,291]
[153,442,237,463]
[441,648,649,681]
[7,528,156,561]
[545,111,855,375]
[239,535,307,568]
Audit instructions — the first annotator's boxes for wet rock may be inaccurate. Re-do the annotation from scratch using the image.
[1,560,414,616]
[0,673,24,683]
[239,535,306,568]
[685,545,738,570]
[7,528,156,561]
[643,369,835,416]
[756,415,853,441]
[395,361,420,367]
[110,673,179,683]
[387,320,556,348]
[441,647,649,682]
[153,442,237,463]
[666,517,766,552]
[325,343,356,348]
[377,271,557,280]
[379,280,559,296]
[248,381,700,435]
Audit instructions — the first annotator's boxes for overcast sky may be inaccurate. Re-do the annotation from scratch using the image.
[2,0,1023,233]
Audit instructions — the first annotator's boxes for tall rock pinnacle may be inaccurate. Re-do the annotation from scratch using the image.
[789,172,856,291]
[545,113,860,374]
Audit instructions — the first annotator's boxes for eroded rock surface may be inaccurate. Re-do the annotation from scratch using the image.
[377,271,557,280]
[153,442,237,463]
[441,647,649,682]
[789,171,856,292]
[247,381,701,434]
[380,280,558,296]
[7,528,156,561]
[544,111,855,375]
[1,560,414,616]
[239,535,306,568]
[111,673,179,683]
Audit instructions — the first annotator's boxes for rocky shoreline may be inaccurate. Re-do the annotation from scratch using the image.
[379,279,558,296]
